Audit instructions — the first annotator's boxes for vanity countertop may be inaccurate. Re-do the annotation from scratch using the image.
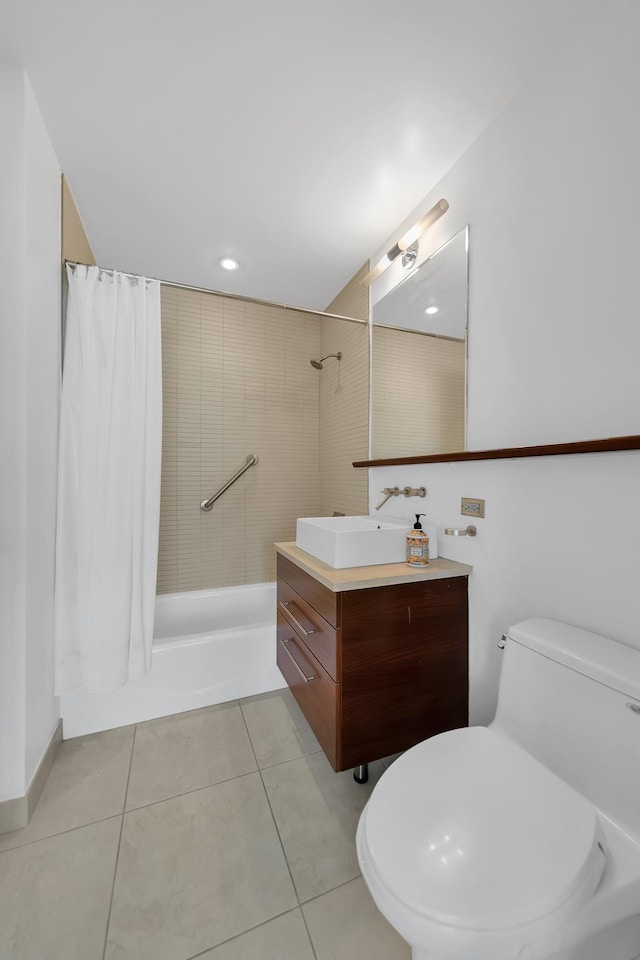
[275,542,472,593]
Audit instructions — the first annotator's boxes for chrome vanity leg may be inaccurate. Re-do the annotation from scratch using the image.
[353,763,368,784]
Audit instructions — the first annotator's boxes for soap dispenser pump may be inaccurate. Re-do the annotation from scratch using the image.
[407,514,429,566]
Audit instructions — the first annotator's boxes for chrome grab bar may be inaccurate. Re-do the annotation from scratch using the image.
[200,454,258,512]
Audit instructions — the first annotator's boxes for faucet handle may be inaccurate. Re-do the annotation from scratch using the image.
[375,486,400,510]
[403,486,426,498]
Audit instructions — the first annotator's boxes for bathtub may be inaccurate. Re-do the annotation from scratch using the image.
[59,583,285,738]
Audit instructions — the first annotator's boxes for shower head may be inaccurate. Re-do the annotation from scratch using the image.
[310,352,342,370]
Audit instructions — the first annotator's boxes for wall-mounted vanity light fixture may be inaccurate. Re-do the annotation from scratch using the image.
[361,198,449,287]
[401,243,419,269]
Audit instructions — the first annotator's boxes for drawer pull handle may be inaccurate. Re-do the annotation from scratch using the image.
[279,600,316,637]
[279,638,317,683]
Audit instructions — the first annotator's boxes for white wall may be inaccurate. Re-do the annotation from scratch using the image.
[368,6,640,724]
[24,79,62,780]
[0,63,61,802]
[0,61,29,803]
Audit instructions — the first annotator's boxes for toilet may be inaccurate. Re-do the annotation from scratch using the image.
[356,618,640,960]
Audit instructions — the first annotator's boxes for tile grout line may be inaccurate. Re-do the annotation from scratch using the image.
[122,766,262,816]
[101,723,138,960]
[300,872,365,906]
[181,905,309,960]
[0,810,124,855]
[115,698,273,813]
[238,698,319,960]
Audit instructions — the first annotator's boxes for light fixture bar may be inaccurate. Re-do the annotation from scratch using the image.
[361,198,449,287]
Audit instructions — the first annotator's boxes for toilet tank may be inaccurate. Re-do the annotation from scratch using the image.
[491,618,640,840]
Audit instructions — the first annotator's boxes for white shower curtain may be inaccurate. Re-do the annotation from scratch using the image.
[54,265,162,694]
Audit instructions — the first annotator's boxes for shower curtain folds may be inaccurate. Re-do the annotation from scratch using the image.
[54,265,162,694]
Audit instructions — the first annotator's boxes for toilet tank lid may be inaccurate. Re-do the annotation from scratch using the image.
[507,618,640,701]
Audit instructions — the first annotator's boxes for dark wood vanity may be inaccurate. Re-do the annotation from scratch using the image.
[276,545,470,772]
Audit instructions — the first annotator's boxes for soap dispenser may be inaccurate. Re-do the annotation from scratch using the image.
[407,514,429,566]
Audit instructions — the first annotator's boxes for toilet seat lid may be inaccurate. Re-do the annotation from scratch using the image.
[361,727,605,931]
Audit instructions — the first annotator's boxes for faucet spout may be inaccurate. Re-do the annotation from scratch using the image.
[374,486,400,511]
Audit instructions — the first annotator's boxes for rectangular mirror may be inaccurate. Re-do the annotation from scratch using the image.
[370,226,469,459]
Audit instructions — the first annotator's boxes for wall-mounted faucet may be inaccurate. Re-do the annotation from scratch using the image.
[375,487,400,510]
[375,486,426,510]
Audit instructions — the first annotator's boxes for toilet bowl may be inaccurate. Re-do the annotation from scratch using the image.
[356,619,640,960]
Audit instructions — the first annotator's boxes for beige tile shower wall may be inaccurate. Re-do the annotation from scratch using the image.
[61,175,95,265]
[371,327,465,458]
[324,261,369,323]
[157,287,321,593]
[319,263,370,516]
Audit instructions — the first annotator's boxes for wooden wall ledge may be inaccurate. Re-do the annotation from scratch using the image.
[353,435,640,468]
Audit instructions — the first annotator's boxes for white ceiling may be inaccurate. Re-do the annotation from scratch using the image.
[1,0,583,309]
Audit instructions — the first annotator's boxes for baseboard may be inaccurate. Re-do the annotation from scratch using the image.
[27,720,62,820]
[0,720,62,835]
[0,795,28,835]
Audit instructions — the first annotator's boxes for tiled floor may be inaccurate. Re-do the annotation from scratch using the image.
[0,690,410,960]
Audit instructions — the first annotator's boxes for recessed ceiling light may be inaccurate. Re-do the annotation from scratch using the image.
[424,305,439,315]
[219,257,239,271]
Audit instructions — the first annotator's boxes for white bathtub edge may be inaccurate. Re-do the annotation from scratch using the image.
[61,662,286,739]
[60,584,284,739]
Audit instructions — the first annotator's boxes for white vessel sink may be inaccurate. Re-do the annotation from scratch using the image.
[295,515,408,569]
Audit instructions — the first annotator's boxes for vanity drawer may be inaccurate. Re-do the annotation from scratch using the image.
[277,577,339,680]
[276,612,339,769]
[277,555,338,627]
